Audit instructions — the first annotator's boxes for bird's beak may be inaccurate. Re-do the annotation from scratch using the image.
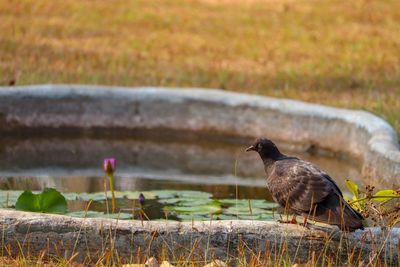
[245,145,256,152]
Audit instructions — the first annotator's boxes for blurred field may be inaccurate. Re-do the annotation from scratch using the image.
[0,0,399,132]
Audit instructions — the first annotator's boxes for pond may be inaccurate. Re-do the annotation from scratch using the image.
[0,130,363,221]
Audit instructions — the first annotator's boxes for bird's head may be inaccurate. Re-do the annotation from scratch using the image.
[245,138,283,160]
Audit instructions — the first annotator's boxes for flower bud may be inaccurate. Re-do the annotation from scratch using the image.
[103,158,116,174]
[139,193,145,206]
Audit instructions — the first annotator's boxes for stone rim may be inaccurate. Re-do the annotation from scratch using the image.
[0,84,398,187]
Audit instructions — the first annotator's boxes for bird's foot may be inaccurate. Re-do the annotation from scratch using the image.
[278,216,298,224]
[299,217,309,227]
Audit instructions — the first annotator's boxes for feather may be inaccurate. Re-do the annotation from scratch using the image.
[247,138,364,231]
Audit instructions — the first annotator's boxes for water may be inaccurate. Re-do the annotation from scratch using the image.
[0,131,363,220]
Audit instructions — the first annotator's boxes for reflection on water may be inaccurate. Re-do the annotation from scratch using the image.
[0,132,363,199]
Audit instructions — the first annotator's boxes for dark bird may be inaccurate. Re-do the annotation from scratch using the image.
[246,138,364,231]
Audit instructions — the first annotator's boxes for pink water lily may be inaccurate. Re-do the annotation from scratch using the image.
[103,157,117,213]
[103,158,116,174]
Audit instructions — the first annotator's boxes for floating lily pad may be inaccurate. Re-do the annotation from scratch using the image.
[120,191,157,200]
[77,192,107,201]
[152,190,213,199]
[62,192,80,201]
[219,199,278,209]
[158,197,182,205]
[15,188,67,214]
[164,203,221,215]
[159,197,217,206]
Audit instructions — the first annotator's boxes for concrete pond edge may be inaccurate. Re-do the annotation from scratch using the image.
[1,210,399,264]
[0,85,399,263]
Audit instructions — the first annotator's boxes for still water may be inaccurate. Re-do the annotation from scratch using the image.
[0,132,362,201]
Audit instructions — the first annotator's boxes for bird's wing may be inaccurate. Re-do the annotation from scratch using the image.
[267,159,339,213]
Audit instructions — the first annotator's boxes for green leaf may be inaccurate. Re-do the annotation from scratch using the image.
[62,192,80,201]
[175,191,213,198]
[152,190,212,199]
[373,189,399,202]
[39,188,68,214]
[345,179,359,198]
[159,198,216,206]
[70,191,157,202]
[121,191,157,200]
[77,192,107,201]
[343,194,351,203]
[15,188,67,214]
[224,206,267,215]
[164,203,221,215]
[219,199,278,209]
[350,195,363,212]
[15,191,41,212]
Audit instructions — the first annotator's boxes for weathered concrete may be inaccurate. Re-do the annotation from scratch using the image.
[0,85,399,264]
[0,85,398,187]
[0,210,398,265]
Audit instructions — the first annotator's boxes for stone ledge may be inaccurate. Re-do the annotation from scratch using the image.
[0,210,398,265]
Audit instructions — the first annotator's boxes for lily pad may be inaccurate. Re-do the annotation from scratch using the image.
[120,191,157,200]
[164,202,221,215]
[77,192,107,201]
[219,199,278,209]
[224,206,267,215]
[63,192,80,201]
[159,197,217,206]
[63,191,157,202]
[15,188,67,214]
[152,190,212,199]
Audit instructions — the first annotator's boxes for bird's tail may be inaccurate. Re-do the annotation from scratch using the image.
[311,193,364,231]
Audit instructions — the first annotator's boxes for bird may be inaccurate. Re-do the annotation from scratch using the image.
[246,138,364,231]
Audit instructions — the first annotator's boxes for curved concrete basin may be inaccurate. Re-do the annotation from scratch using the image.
[1,85,399,264]
[0,85,398,187]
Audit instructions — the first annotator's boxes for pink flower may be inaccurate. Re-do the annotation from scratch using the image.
[103,158,116,174]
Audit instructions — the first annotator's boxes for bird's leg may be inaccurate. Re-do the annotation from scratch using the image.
[299,216,309,226]
[278,214,298,224]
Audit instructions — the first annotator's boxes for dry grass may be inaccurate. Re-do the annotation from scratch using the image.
[0,1,399,265]
[1,0,399,132]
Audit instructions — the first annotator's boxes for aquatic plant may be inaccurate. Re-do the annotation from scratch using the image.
[139,193,145,206]
[15,188,67,214]
[103,157,117,213]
